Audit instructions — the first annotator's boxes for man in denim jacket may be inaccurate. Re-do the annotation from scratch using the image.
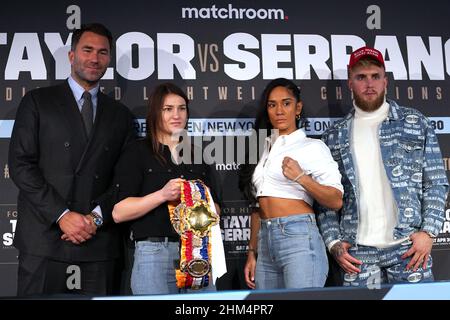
[317,46,449,287]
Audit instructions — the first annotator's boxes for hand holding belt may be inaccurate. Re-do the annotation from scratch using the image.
[168,179,219,289]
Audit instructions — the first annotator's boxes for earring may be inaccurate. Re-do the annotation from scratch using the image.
[296,114,301,120]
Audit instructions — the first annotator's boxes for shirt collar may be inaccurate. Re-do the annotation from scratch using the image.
[68,76,99,104]
[265,128,306,148]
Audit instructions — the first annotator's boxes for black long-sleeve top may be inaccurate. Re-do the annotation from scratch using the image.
[113,139,221,240]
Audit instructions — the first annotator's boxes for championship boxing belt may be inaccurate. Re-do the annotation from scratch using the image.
[168,179,219,289]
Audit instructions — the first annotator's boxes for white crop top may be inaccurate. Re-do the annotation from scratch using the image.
[252,129,343,206]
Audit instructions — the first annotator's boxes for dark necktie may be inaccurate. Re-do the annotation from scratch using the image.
[81,91,93,137]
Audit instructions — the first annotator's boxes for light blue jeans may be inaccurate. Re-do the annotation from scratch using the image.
[131,239,216,295]
[255,214,328,289]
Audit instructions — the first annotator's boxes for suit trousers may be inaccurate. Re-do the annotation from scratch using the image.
[17,252,120,297]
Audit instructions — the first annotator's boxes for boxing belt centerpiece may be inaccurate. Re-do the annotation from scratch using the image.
[168,179,220,289]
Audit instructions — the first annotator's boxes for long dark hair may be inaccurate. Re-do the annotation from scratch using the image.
[146,83,189,164]
[238,78,303,205]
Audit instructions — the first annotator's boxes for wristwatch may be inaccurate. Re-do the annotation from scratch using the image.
[168,179,219,290]
[89,211,103,228]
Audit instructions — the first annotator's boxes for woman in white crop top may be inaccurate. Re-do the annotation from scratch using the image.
[239,78,343,290]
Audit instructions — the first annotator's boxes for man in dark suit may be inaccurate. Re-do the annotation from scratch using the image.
[8,23,136,296]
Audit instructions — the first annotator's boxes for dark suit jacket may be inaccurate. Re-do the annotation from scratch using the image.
[9,81,136,262]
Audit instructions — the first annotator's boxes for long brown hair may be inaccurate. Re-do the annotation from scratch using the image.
[146,83,189,163]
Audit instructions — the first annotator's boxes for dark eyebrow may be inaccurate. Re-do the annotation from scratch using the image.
[163,104,187,107]
[268,98,292,102]
[82,45,109,53]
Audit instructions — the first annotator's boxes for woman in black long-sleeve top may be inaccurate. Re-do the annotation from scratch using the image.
[112,83,222,295]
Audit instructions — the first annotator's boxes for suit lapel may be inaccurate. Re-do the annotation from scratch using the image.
[74,91,110,173]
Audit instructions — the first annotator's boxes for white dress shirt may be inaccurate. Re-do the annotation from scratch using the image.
[252,129,343,206]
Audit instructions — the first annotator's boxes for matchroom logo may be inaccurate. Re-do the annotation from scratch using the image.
[181,4,287,21]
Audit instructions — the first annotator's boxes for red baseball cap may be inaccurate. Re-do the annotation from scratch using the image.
[348,46,385,69]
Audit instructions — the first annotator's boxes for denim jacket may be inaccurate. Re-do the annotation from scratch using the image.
[317,100,449,248]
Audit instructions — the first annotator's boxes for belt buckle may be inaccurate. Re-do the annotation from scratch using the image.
[186,200,218,237]
[185,258,210,278]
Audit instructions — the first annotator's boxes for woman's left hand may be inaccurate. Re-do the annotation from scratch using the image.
[282,156,304,181]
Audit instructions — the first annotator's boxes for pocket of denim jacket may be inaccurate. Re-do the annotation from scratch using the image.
[398,139,422,153]
[397,139,424,167]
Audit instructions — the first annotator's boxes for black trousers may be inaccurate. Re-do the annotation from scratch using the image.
[215,256,249,290]
[17,252,121,297]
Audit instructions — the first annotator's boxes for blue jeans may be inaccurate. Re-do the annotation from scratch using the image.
[343,241,434,288]
[255,214,328,289]
[131,239,216,295]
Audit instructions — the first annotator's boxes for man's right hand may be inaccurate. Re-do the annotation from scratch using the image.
[330,241,363,274]
[58,211,96,245]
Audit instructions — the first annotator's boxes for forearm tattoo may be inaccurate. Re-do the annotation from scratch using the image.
[331,242,345,259]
